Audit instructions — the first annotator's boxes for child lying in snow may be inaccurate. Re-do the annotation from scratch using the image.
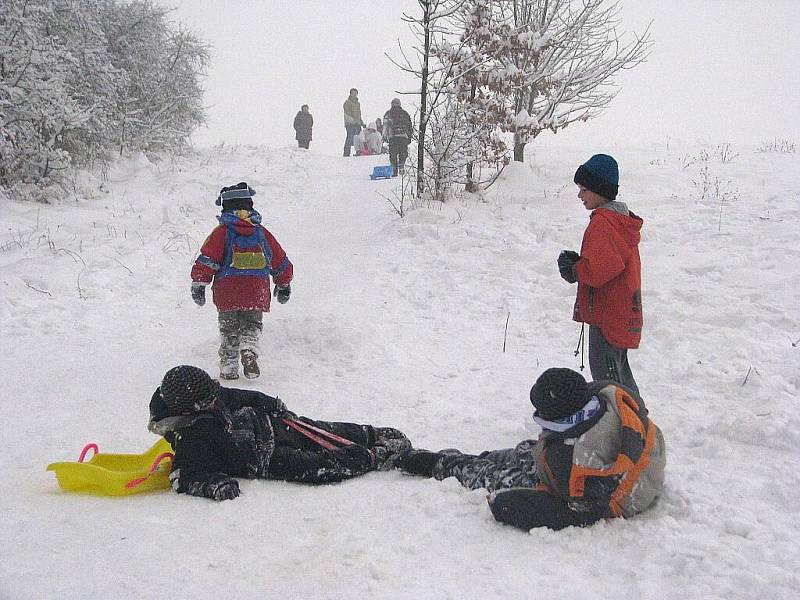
[399,368,665,530]
[148,365,411,501]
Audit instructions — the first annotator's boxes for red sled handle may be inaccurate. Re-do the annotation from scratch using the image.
[282,418,355,451]
[125,452,174,489]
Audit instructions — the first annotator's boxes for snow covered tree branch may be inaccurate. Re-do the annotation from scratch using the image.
[0,0,209,193]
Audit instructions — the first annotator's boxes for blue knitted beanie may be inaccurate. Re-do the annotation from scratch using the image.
[574,154,619,201]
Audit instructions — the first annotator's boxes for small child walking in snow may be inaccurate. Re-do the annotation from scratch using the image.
[191,182,293,380]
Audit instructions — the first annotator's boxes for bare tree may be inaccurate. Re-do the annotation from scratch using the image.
[500,0,653,161]
[388,0,470,199]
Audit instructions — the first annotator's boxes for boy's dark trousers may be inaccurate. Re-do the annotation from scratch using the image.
[588,325,639,394]
[218,310,263,375]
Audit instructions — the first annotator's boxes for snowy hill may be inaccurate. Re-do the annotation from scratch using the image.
[1,142,799,599]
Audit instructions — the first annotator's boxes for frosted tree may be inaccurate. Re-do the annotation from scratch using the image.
[389,0,470,199]
[100,0,209,154]
[435,0,517,190]
[0,1,89,184]
[0,0,208,191]
[496,0,652,161]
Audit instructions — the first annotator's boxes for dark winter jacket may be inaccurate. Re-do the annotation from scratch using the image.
[191,209,293,312]
[573,203,643,348]
[148,387,377,500]
[383,106,413,141]
[293,111,313,142]
[489,381,665,530]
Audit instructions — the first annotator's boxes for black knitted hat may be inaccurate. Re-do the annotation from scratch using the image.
[574,154,619,201]
[216,181,256,210]
[529,368,589,420]
[160,365,220,416]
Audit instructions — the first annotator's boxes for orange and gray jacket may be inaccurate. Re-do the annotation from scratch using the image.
[533,380,665,519]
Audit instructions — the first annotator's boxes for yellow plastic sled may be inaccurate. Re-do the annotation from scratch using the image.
[47,438,174,496]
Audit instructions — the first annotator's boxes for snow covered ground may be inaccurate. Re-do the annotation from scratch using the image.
[1,141,798,599]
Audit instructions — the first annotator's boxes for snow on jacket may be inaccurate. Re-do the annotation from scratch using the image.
[191,209,293,312]
[573,203,643,348]
[293,111,313,142]
[343,97,364,127]
[489,380,665,529]
[148,387,378,500]
[383,106,412,141]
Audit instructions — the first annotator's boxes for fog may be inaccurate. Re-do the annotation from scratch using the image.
[167,0,800,154]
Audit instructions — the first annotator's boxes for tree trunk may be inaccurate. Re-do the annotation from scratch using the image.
[514,142,525,162]
[416,2,431,199]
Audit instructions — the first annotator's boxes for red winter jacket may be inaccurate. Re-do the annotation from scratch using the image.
[573,206,643,349]
[191,210,293,312]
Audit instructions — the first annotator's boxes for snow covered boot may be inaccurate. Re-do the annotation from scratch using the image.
[397,449,442,477]
[219,362,239,380]
[240,350,260,379]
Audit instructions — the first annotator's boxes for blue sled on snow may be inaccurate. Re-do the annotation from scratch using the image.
[370,165,394,180]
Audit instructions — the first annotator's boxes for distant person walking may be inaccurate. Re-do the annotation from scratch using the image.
[293,104,313,149]
[343,88,365,157]
[383,98,413,176]
[557,154,643,393]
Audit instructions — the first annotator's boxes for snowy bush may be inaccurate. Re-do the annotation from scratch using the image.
[0,0,209,193]
[755,138,796,154]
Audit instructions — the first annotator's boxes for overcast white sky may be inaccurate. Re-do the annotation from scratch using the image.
[166,1,800,154]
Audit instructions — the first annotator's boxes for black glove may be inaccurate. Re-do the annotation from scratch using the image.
[397,449,442,477]
[333,444,374,472]
[207,474,240,501]
[191,282,206,306]
[273,283,291,304]
[557,250,580,284]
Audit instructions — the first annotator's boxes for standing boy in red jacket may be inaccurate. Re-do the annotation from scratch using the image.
[191,182,293,380]
[558,154,643,393]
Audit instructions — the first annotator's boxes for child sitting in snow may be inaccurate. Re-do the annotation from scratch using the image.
[148,365,412,501]
[191,182,293,380]
[399,368,665,530]
[354,122,383,156]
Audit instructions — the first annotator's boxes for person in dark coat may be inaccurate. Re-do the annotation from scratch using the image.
[399,368,665,530]
[293,105,313,149]
[149,365,412,501]
[383,98,413,176]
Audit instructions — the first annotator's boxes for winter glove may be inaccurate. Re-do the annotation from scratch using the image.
[273,283,291,304]
[191,282,206,306]
[333,444,374,472]
[397,449,442,477]
[207,473,240,501]
[557,250,580,284]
